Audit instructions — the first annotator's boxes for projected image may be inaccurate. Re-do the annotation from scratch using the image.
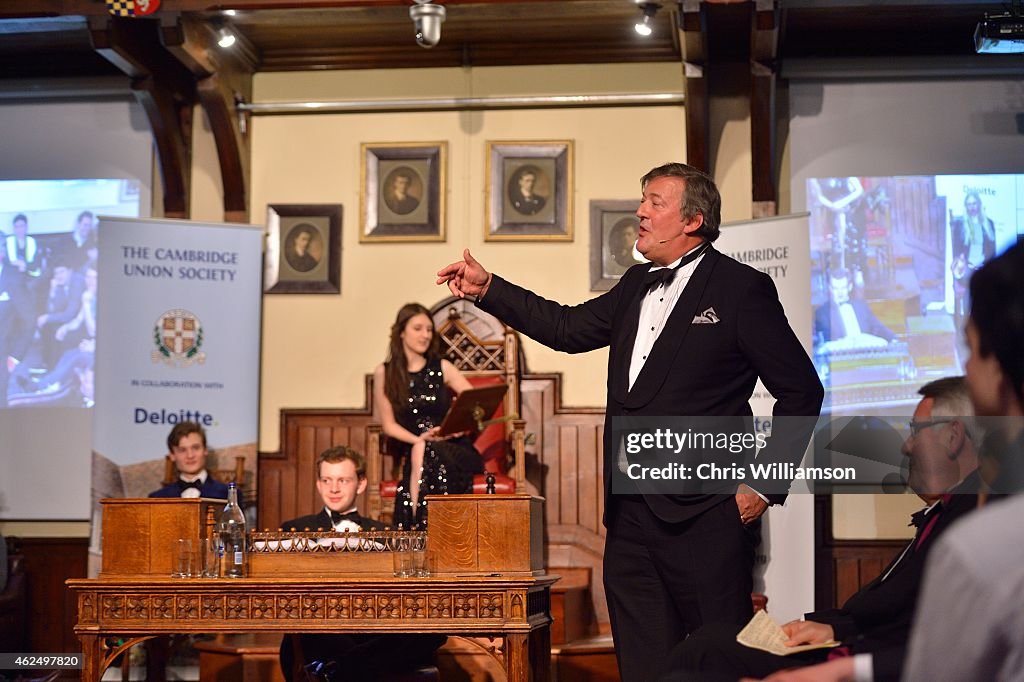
[0,179,140,409]
[809,174,1022,413]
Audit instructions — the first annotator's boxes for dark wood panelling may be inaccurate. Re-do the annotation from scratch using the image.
[259,377,380,531]
[815,495,905,610]
[12,537,89,656]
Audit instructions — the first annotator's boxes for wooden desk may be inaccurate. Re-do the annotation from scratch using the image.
[67,574,555,682]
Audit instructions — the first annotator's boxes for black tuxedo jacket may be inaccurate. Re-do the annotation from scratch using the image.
[807,472,981,680]
[479,245,823,523]
[148,476,232,501]
[281,509,386,532]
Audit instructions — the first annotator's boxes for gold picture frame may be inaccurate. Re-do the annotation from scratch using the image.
[360,142,446,242]
[485,140,574,241]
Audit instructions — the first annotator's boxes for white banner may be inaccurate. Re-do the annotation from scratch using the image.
[717,213,814,624]
[92,217,262,513]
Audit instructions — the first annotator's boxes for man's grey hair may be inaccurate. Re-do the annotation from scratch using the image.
[918,376,982,446]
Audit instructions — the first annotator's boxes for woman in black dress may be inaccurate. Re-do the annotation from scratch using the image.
[373,303,483,528]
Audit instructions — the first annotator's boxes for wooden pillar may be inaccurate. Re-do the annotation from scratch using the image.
[679,1,710,174]
[750,0,781,218]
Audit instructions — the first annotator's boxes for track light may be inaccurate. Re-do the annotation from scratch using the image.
[217,26,236,48]
[634,2,659,37]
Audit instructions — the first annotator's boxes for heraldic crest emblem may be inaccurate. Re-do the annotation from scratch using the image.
[153,309,206,367]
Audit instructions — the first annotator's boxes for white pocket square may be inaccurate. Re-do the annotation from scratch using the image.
[692,307,720,324]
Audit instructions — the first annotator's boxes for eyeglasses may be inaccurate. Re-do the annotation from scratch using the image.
[908,419,955,436]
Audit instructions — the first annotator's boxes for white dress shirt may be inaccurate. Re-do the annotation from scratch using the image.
[628,246,707,390]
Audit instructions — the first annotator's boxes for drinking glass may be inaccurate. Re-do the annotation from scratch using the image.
[392,535,413,577]
[172,538,194,578]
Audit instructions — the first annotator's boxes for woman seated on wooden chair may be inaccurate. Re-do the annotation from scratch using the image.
[374,302,483,529]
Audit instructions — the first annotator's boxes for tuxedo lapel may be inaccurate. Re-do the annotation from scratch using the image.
[624,247,720,409]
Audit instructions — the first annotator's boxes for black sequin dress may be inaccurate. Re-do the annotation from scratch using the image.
[392,357,483,529]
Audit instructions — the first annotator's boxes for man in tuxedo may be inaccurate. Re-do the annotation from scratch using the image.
[663,376,983,682]
[437,162,824,680]
[903,241,1024,682]
[279,447,443,682]
[148,421,231,500]
[281,446,386,533]
[814,270,895,350]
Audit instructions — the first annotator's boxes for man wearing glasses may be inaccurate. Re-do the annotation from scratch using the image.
[664,376,983,682]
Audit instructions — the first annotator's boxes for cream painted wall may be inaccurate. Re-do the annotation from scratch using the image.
[832,493,920,540]
[250,63,686,450]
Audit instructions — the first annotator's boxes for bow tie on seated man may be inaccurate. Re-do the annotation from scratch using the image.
[278,447,444,682]
[177,477,205,498]
[148,421,231,501]
[327,509,364,532]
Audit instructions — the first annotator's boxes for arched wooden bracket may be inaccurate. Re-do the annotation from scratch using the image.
[90,15,195,218]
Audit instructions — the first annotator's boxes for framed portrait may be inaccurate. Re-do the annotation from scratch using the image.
[589,200,647,291]
[360,142,446,242]
[264,204,342,294]
[485,140,573,241]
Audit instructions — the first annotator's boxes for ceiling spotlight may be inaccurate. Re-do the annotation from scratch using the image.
[217,26,237,48]
[634,2,659,37]
[410,0,446,49]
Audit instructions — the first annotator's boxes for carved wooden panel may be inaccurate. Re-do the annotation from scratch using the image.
[73,586,532,627]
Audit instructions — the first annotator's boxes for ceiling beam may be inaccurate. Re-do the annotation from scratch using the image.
[0,0,601,19]
[90,16,197,218]
[165,15,256,222]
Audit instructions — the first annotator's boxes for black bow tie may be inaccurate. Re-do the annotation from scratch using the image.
[642,243,709,293]
[909,503,942,529]
[178,479,202,491]
[329,510,361,525]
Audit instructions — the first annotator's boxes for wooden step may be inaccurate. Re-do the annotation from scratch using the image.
[549,566,595,646]
[553,634,620,682]
[194,633,285,682]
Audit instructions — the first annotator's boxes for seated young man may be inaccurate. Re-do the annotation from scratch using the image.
[663,377,984,682]
[279,446,444,682]
[149,421,231,500]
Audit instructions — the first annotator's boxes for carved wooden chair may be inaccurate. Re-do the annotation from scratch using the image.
[366,299,527,522]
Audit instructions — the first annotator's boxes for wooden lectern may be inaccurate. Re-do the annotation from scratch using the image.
[99,497,221,578]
